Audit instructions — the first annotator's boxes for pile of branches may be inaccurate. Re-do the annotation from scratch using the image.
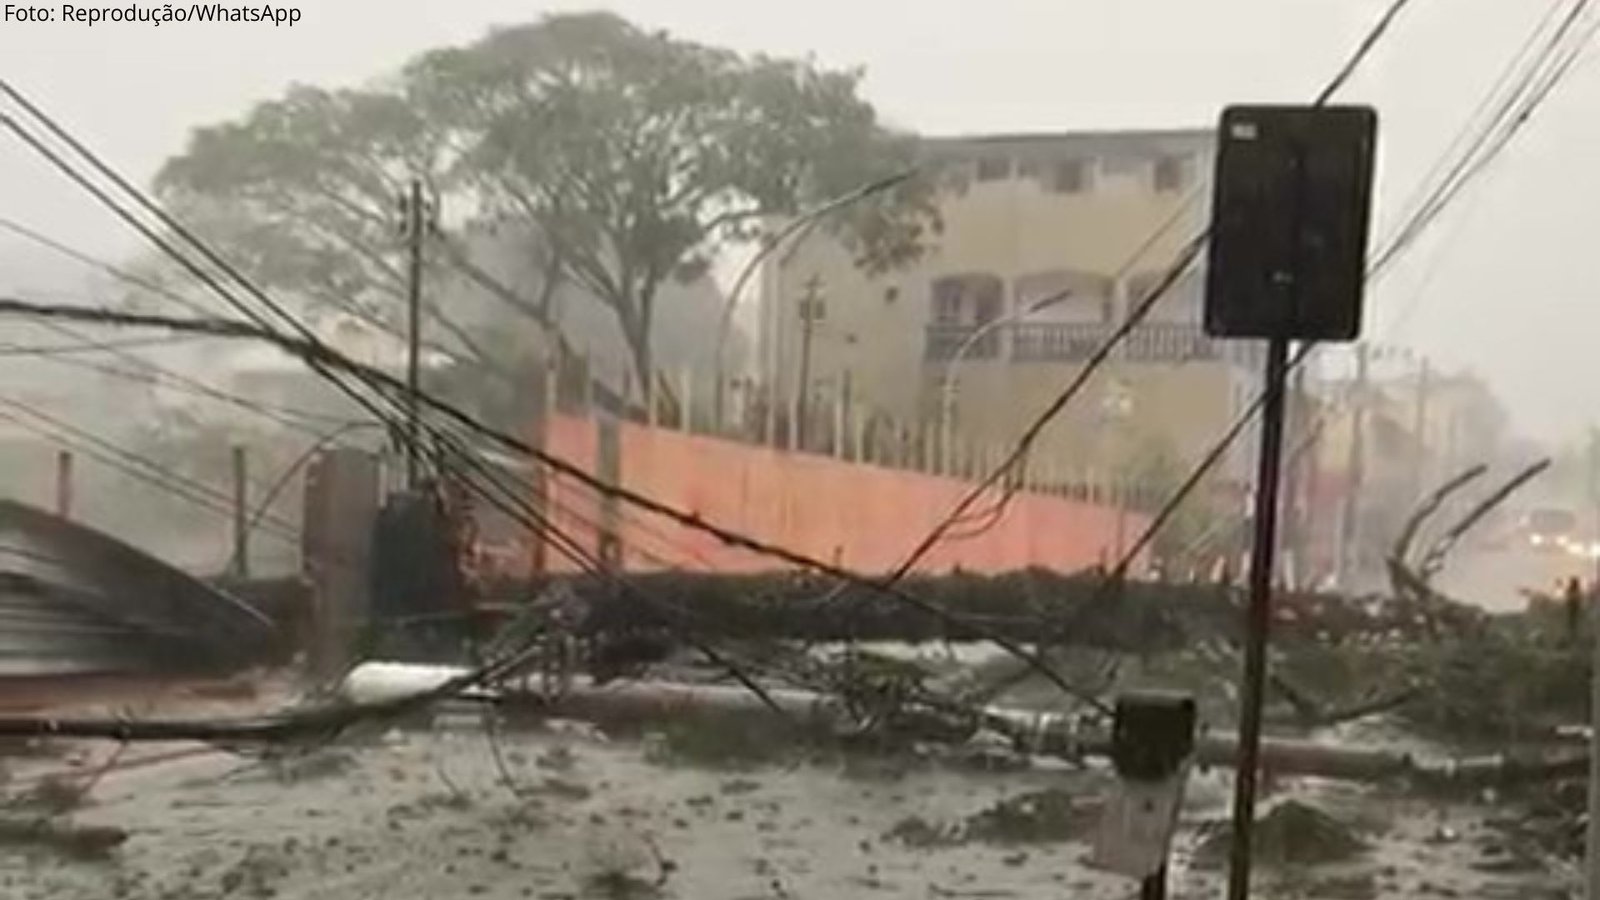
[505,568,1487,650]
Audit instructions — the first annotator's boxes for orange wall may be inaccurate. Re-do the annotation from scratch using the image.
[539,415,1148,575]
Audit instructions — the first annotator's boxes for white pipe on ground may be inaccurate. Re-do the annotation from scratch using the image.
[337,662,1580,788]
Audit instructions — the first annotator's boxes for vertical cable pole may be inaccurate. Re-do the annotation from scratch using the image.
[795,276,823,452]
[402,178,425,488]
[1589,550,1600,900]
[231,444,250,578]
[1587,426,1600,900]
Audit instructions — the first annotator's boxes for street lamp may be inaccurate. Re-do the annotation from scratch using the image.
[712,171,916,431]
[794,277,826,451]
[939,291,1072,472]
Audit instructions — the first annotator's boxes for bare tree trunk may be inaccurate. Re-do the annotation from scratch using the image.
[621,316,653,422]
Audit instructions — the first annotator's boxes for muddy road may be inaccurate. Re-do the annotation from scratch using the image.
[0,712,1576,900]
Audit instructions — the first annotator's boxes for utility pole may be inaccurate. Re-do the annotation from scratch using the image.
[231,445,249,579]
[1587,426,1600,900]
[832,370,852,459]
[794,276,824,452]
[1335,342,1369,589]
[398,178,437,489]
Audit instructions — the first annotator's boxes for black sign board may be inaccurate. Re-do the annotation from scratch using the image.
[1110,691,1197,783]
[1204,105,1378,342]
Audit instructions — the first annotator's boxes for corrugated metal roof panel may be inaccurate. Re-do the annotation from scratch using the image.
[0,500,282,678]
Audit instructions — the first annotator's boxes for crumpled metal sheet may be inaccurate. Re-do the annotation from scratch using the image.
[0,499,280,677]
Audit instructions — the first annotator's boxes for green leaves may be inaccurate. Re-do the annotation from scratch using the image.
[156,10,936,391]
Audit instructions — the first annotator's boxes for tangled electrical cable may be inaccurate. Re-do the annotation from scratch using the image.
[1,291,1108,710]
[0,83,843,718]
[0,394,300,545]
[984,0,1600,680]
[1112,0,1600,592]
[0,4,1422,708]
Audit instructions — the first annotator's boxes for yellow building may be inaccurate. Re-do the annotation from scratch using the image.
[758,128,1264,492]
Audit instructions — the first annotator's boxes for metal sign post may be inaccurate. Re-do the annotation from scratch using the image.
[1091,692,1197,899]
[397,179,439,489]
[1225,331,1291,899]
[1204,105,1377,900]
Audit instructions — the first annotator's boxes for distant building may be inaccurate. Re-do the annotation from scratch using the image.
[759,128,1263,498]
[1298,361,1511,590]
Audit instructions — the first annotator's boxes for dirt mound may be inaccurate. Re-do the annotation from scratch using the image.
[964,787,1101,844]
[0,817,126,860]
[885,787,1100,848]
[1193,800,1368,869]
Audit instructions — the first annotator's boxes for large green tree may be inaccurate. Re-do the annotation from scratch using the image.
[155,11,936,405]
[152,85,545,373]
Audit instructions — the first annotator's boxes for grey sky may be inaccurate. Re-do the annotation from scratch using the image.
[0,0,1595,439]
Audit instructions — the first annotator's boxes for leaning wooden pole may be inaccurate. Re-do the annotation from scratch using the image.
[335,663,1589,789]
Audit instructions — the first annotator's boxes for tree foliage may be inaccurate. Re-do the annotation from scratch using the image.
[152,85,524,368]
[154,11,937,399]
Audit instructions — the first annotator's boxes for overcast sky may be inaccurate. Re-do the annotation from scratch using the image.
[1,0,1597,440]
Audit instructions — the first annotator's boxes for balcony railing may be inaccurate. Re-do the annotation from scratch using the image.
[925,323,1003,362]
[927,321,1265,366]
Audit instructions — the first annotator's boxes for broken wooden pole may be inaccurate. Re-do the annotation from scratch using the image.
[301,449,381,677]
[336,662,1589,789]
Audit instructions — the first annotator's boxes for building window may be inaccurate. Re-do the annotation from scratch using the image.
[931,273,1004,325]
[975,156,1012,182]
[974,291,1000,326]
[931,279,963,325]
[1013,270,1115,324]
[1154,154,1189,193]
[1051,159,1090,193]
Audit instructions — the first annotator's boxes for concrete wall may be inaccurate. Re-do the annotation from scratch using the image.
[539,414,1149,576]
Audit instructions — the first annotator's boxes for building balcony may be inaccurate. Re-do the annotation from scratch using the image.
[926,321,1264,366]
[925,324,1004,361]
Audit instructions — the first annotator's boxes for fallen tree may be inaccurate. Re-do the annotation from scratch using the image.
[0,642,1579,792]
[484,569,1488,648]
[340,662,1588,790]
[251,568,1486,648]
